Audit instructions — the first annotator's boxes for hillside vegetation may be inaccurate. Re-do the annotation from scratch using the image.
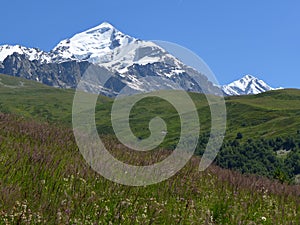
[1,74,300,139]
[1,74,300,182]
[1,74,300,137]
[0,113,299,224]
[1,74,300,223]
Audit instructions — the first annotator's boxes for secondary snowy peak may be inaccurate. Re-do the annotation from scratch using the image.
[0,45,51,63]
[222,75,275,95]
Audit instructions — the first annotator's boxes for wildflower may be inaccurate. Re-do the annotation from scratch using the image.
[22,203,27,211]
[261,216,266,221]
[79,177,86,183]
[57,211,62,221]
[262,194,267,199]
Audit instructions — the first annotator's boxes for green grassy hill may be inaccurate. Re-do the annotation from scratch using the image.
[225,89,300,139]
[0,74,300,223]
[1,74,300,140]
[1,73,300,181]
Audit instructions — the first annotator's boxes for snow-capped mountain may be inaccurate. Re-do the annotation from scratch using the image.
[0,45,51,63]
[222,75,275,95]
[0,22,220,96]
[50,22,189,76]
[0,22,185,72]
[51,22,136,64]
[0,22,277,97]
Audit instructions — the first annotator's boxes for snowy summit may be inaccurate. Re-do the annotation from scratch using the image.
[222,75,276,95]
[50,22,184,75]
[0,22,280,96]
[0,22,216,95]
[0,22,184,76]
[51,22,136,64]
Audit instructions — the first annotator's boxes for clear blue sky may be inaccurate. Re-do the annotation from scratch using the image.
[1,0,299,87]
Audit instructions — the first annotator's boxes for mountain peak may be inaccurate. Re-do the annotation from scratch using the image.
[243,74,256,80]
[50,21,137,63]
[222,75,275,95]
[85,22,116,33]
[0,23,282,97]
[98,21,114,27]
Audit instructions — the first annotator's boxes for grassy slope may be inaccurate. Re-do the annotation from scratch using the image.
[1,73,300,142]
[0,74,111,126]
[225,89,300,139]
[0,113,299,224]
[0,74,300,223]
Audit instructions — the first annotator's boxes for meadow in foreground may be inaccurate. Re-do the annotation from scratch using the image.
[0,113,299,224]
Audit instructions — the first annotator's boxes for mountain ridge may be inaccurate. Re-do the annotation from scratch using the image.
[0,22,278,96]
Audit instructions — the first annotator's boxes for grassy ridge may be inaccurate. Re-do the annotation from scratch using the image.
[1,74,300,141]
[0,113,299,224]
[0,74,111,126]
[1,73,300,180]
[225,89,300,139]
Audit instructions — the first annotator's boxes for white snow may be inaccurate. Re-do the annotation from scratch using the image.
[0,45,51,63]
[222,74,275,95]
[50,22,187,77]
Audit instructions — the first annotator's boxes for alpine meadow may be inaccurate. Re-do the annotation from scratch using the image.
[0,73,299,224]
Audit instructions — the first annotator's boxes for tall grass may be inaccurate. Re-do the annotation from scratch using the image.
[0,113,299,224]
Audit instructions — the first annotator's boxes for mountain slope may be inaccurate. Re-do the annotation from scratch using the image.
[222,75,276,95]
[0,22,221,96]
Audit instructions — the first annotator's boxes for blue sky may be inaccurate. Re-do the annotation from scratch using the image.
[0,0,299,87]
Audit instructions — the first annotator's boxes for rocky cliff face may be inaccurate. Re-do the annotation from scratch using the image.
[0,52,88,88]
[0,52,221,96]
